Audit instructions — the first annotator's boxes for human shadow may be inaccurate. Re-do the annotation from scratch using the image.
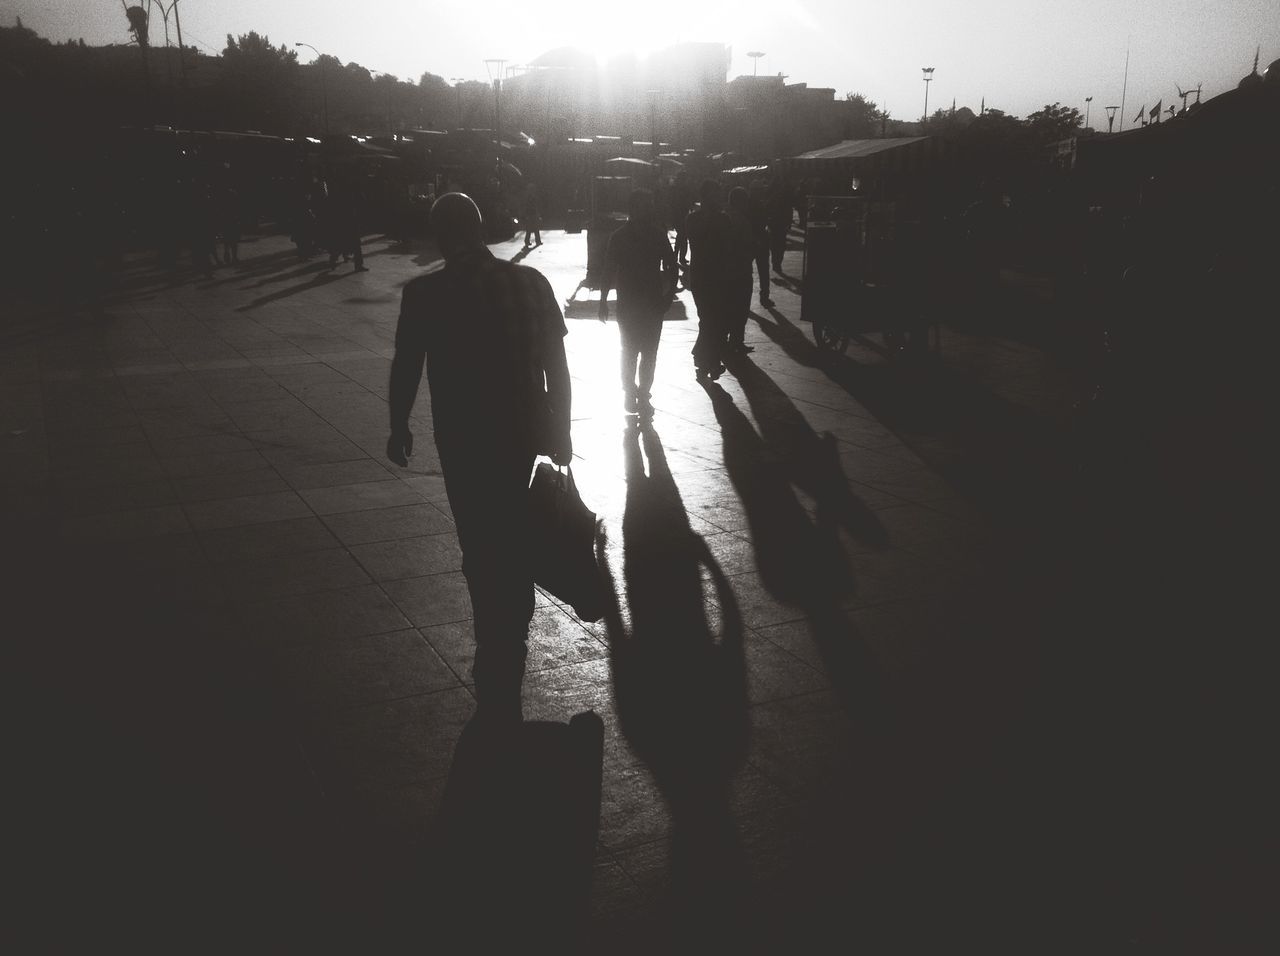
[509,245,533,263]
[234,270,346,312]
[702,380,883,720]
[725,354,889,551]
[415,712,605,952]
[750,306,1069,531]
[597,420,752,945]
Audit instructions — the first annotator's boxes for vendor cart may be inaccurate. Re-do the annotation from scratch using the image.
[800,195,935,357]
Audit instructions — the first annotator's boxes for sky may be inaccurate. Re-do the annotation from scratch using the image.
[8,0,1278,128]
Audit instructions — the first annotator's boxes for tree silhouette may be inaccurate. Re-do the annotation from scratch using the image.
[1024,102,1082,144]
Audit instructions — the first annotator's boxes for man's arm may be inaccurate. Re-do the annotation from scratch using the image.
[598,233,616,321]
[386,286,425,466]
[537,276,573,466]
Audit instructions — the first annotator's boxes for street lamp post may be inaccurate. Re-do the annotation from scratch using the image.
[921,67,935,124]
[1084,95,1092,130]
[1105,105,1118,134]
[483,59,506,185]
[645,89,661,159]
[747,51,765,77]
[450,78,465,128]
[295,42,329,134]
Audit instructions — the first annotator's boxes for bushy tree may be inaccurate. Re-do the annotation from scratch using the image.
[1024,102,1082,145]
[843,92,884,138]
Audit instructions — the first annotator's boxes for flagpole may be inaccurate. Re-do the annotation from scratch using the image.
[1119,40,1130,131]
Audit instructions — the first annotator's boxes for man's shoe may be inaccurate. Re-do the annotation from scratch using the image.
[760,295,774,307]
[354,265,369,272]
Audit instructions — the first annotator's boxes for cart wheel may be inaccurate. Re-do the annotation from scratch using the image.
[814,322,849,354]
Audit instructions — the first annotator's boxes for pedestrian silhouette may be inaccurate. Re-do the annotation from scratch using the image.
[521,183,542,248]
[684,178,733,380]
[725,185,758,355]
[386,192,573,727]
[599,188,678,416]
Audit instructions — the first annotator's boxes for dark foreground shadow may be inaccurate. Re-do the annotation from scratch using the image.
[597,421,752,947]
[417,712,604,952]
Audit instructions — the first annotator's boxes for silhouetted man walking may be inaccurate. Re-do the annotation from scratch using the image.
[684,178,733,380]
[387,192,573,725]
[599,188,678,416]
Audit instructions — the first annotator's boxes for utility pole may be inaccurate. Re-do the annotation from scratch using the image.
[921,67,934,125]
[1085,95,1092,130]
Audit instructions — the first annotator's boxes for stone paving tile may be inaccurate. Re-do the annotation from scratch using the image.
[60,478,178,516]
[216,546,372,603]
[271,628,461,714]
[298,479,425,516]
[170,468,291,503]
[300,685,475,791]
[380,571,473,629]
[60,504,191,540]
[320,502,454,546]
[348,532,462,582]
[238,582,412,646]
[274,458,397,491]
[182,489,313,531]
[253,435,370,468]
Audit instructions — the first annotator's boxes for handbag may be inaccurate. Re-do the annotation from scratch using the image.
[527,463,606,623]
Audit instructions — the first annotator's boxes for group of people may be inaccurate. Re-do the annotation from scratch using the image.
[599,176,797,403]
[385,181,797,727]
[292,169,368,271]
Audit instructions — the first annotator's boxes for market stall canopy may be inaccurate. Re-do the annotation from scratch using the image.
[604,156,657,170]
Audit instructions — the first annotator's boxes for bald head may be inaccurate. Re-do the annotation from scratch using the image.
[430,192,484,257]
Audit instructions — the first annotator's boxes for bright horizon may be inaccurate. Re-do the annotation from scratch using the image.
[8,0,1278,127]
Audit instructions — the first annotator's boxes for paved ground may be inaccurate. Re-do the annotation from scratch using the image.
[3,226,1271,953]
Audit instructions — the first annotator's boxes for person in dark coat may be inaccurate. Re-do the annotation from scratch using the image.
[599,188,678,416]
[683,179,733,380]
[522,184,543,248]
[766,176,794,274]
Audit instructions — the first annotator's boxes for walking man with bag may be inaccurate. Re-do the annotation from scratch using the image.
[387,192,573,727]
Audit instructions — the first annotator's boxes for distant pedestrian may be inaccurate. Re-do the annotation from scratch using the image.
[725,186,758,354]
[684,178,733,380]
[766,176,794,273]
[669,171,694,271]
[599,188,678,416]
[522,184,543,248]
[748,180,773,307]
[386,192,573,727]
[217,182,242,265]
[325,167,367,272]
[188,180,217,277]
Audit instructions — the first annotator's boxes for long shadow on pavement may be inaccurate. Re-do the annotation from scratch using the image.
[597,420,753,949]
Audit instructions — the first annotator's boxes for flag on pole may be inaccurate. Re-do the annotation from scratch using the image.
[1150,100,1162,123]
[1133,104,1145,125]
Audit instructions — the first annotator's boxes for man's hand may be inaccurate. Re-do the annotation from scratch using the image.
[597,300,609,323]
[546,426,573,467]
[386,428,414,467]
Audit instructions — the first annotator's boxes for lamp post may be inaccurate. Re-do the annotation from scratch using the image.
[450,78,465,128]
[1084,95,1092,130]
[747,51,765,77]
[645,89,661,159]
[921,66,935,124]
[1105,104,1118,134]
[483,59,507,186]
[295,42,329,134]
